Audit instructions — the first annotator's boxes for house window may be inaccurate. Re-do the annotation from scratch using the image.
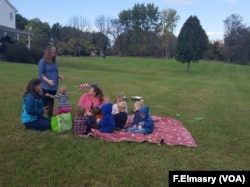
[10,12,13,20]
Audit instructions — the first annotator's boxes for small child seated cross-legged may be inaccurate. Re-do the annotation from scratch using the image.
[86,106,102,132]
[124,99,144,129]
[127,106,154,135]
[97,103,115,133]
[113,101,128,131]
[73,105,88,136]
[112,92,128,115]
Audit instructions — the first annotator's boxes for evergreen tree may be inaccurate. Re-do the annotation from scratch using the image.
[175,15,208,71]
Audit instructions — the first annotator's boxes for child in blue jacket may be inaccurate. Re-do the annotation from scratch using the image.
[127,106,154,135]
[124,100,143,130]
[97,103,115,133]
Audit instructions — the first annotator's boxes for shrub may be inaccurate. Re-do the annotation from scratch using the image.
[30,46,43,64]
[5,41,35,63]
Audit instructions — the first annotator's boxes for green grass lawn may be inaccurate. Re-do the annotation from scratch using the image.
[1,57,250,187]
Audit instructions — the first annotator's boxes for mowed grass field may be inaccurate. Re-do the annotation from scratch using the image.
[1,56,250,187]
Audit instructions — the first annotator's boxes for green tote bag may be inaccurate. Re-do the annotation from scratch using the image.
[51,113,72,132]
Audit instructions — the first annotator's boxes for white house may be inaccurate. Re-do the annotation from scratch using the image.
[0,0,32,49]
[0,0,17,28]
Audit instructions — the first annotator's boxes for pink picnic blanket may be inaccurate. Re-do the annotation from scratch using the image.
[89,115,197,147]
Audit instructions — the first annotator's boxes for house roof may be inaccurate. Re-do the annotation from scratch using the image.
[5,0,18,12]
[0,25,32,35]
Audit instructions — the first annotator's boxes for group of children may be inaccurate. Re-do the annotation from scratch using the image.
[48,86,154,136]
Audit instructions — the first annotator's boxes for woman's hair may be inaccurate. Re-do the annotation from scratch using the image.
[91,85,104,102]
[43,45,56,63]
[76,105,86,117]
[23,78,42,99]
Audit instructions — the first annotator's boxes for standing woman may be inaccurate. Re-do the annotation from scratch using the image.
[38,45,63,118]
[21,78,51,131]
[78,84,104,114]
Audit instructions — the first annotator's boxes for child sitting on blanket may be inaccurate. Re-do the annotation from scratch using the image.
[86,106,102,131]
[97,103,115,133]
[126,106,154,135]
[112,92,128,114]
[124,99,144,129]
[113,101,128,131]
[73,105,88,135]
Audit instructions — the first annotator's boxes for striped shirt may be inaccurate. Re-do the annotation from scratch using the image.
[51,94,70,108]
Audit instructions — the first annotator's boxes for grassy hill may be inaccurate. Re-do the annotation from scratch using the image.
[1,57,249,187]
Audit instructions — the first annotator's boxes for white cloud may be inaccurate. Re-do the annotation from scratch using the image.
[207,31,224,41]
[174,31,224,41]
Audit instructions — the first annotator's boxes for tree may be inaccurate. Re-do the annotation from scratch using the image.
[91,32,110,55]
[204,41,225,61]
[59,26,79,42]
[175,15,208,71]
[113,32,129,56]
[64,16,91,56]
[109,19,123,55]
[117,3,161,56]
[159,8,179,58]
[25,18,51,48]
[51,23,62,41]
[223,14,250,64]
[158,33,177,58]
[67,15,90,32]
[119,3,160,33]
[16,14,28,30]
[95,15,112,56]
[159,8,180,34]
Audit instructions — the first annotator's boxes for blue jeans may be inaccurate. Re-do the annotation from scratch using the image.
[24,116,51,131]
[127,127,146,134]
